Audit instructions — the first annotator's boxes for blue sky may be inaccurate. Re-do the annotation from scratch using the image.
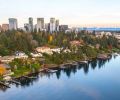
[0,0,120,27]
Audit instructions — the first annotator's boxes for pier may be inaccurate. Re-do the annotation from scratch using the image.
[22,76,37,79]
[0,81,10,88]
[8,80,21,85]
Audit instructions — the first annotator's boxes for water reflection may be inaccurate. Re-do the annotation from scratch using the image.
[0,85,8,92]
[0,55,116,92]
[90,59,97,70]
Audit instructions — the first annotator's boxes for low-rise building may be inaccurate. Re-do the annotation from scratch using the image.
[30,53,43,58]
[59,25,68,32]
[51,48,62,53]
[0,56,15,63]
[36,46,53,55]
[113,33,120,43]
[95,31,112,38]
[2,24,9,32]
[63,49,71,53]
[70,40,82,47]
[70,40,83,52]
[15,51,28,59]
[36,47,63,55]
[114,33,120,39]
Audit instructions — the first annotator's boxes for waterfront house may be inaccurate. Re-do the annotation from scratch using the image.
[51,48,62,53]
[30,53,43,58]
[36,46,53,55]
[63,49,71,53]
[70,40,82,47]
[15,51,28,59]
[70,40,83,52]
[0,56,15,63]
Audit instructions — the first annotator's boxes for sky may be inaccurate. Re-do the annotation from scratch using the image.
[0,0,120,27]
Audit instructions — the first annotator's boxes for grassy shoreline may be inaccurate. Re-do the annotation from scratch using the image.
[10,53,111,79]
[1,48,119,80]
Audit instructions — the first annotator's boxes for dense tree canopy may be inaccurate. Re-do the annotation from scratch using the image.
[0,30,119,56]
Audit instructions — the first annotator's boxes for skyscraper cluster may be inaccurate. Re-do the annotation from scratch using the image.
[0,17,68,33]
[24,17,61,33]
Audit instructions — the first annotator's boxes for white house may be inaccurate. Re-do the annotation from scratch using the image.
[114,33,120,39]
[15,51,28,59]
[51,48,62,53]
[96,31,112,38]
[30,53,43,58]
[0,56,15,63]
[63,49,71,53]
[36,47,53,55]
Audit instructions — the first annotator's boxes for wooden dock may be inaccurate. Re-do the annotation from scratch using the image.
[22,76,37,79]
[9,80,21,85]
[0,81,10,88]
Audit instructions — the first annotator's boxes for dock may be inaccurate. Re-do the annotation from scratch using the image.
[22,76,37,79]
[8,80,21,85]
[0,81,10,88]
[78,61,88,64]
[47,69,57,73]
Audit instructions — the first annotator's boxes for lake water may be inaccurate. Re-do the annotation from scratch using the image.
[0,55,120,100]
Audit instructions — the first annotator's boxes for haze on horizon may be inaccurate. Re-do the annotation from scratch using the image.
[0,0,120,27]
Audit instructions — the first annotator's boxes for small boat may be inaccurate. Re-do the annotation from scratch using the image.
[79,61,88,64]
[47,69,58,73]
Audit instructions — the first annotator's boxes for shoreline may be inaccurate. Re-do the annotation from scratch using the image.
[0,52,118,81]
[11,54,112,79]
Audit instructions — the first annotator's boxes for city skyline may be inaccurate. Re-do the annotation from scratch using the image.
[1,0,120,27]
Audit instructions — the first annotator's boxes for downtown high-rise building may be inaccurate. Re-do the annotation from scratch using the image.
[2,24,9,32]
[29,17,33,32]
[37,18,44,32]
[50,18,56,33]
[56,20,59,32]
[45,23,50,32]
[9,18,18,30]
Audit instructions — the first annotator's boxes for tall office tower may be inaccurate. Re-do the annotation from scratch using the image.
[45,23,50,32]
[29,17,33,32]
[9,18,18,30]
[34,24,37,32]
[56,20,59,32]
[37,18,44,32]
[50,18,56,33]
[2,24,9,31]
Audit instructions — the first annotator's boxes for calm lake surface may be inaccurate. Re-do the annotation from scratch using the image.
[0,55,120,100]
